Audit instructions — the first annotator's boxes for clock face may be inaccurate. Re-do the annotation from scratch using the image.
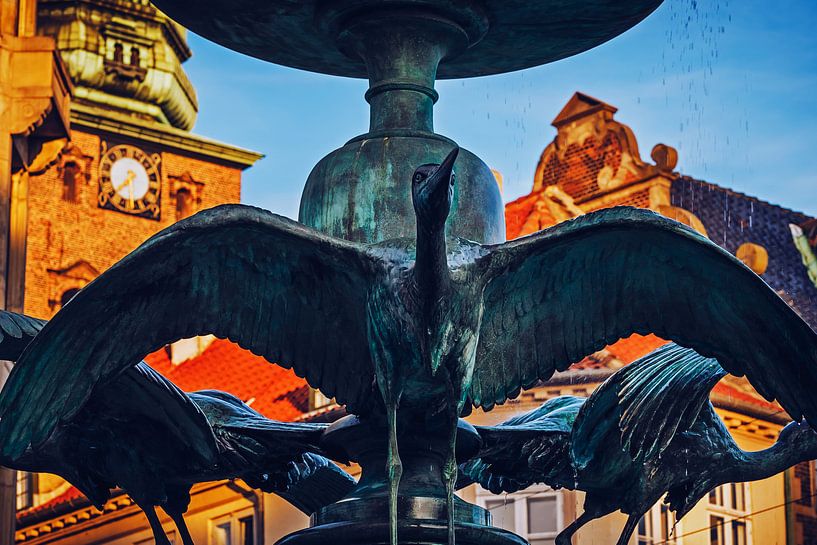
[99,144,161,219]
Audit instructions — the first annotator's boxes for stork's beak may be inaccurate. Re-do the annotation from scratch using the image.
[429,147,459,192]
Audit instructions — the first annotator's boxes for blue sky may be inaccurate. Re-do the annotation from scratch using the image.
[183,0,817,220]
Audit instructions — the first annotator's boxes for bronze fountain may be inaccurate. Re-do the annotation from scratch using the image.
[2,2,817,545]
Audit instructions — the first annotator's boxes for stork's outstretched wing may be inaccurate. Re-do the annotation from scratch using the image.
[0,205,380,458]
[89,363,220,466]
[571,343,725,470]
[0,311,45,361]
[470,207,817,426]
[187,389,328,460]
[2,360,219,509]
[461,395,583,494]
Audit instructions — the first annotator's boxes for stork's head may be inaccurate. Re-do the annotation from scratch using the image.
[411,147,459,231]
[779,419,817,446]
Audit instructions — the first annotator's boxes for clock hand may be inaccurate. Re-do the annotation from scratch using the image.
[115,171,137,193]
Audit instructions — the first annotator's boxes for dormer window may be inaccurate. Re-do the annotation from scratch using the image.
[104,41,147,82]
[130,46,140,67]
[61,161,81,203]
[113,42,124,63]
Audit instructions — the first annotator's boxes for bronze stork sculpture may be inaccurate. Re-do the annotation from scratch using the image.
[0,311,355,545]
[462,344,817,545]
[2,149,817,545]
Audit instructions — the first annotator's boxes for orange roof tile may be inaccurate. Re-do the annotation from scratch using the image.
[605,334,668,364]
[713,382,781,414]
[145,339,309,421]
[17,486,86,521]
[505,192,540,240]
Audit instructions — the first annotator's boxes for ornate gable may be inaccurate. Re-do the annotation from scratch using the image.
[533,92,657,201]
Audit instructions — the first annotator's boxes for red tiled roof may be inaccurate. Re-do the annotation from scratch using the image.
[713,382,781,414]
[571,334,668,370]
[17,485,87,522]
[504,192,540,240]
[606,334,668,364]
[145,339,309,421]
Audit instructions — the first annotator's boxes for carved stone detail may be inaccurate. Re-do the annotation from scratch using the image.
[169,171,204,220]
[46,260,100,313]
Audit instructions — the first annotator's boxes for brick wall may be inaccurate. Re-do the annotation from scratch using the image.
[537,132,640,202]
[584,188,653,212]
[23,129,243,319]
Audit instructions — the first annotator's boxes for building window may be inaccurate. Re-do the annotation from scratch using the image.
[477,485,562,545]
[130,46,140,67]
[62,161,81,202]
[795,461,815,506]
[210,511,254,545]
[710,515,725,545]
[113,42,124,63]
[638,500,678,544]
[176,188,194,220]
[708,483,749,545]
[16,472,35,510]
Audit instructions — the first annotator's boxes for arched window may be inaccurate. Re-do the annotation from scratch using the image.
[130,46,140,67]
[113,43,124,64]
[62,161,80,202]
[61,288,81,308]
[176,188,194,220]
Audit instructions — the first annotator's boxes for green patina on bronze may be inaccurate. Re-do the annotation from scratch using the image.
[6,4,817,545]
[462,344,817,545]
[150,0,666,245]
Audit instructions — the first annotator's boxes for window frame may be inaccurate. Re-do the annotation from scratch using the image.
[475,484,564,544]
[16,471,36,511]
[208,507,256,545]
[638,499,682,545]
[707,483,751,545]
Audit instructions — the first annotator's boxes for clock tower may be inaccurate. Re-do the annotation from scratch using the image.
[23,0,262,319]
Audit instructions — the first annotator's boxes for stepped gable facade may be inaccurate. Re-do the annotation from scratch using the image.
[507,92,817,329]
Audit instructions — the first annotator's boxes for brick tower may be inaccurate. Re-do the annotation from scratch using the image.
[25,0,262,319]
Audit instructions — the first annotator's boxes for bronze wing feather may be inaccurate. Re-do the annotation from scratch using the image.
[470,207,817,426]
[0,204,380,459]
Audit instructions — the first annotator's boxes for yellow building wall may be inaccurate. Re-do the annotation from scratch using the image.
[262,496,308,544]
[676,424,786,545]
[464,397,788,545]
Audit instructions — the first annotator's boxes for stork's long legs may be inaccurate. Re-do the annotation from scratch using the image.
[386,403,402,545]
[615,514,641,545]
[166,509,196,545]
[140,504,172,545]
[442,405,459,545]
[554,510,597,545]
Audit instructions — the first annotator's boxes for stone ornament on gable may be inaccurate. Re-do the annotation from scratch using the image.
[534,93,654,197]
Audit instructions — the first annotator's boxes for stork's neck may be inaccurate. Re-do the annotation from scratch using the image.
[414,223,451,307]
[732,433,817,483]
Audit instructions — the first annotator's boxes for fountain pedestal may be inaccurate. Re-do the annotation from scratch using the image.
[277,416,526,545]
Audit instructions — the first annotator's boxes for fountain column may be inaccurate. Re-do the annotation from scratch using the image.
[299,3,506,245]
